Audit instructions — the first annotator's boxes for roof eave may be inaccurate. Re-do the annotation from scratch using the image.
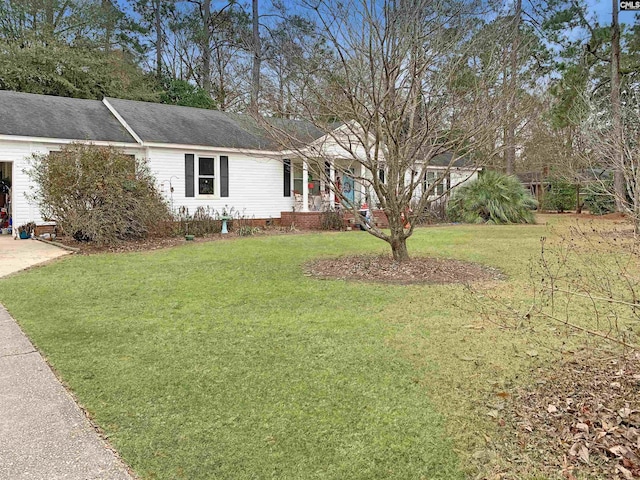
[0,133,143,149]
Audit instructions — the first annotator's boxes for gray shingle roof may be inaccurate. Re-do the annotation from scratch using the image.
[0,90,137,143]
[430,151,472,168]
[105,98,327,150]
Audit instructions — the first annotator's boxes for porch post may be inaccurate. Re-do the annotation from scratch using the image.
[329,160,336,207]
[302,160,309,212]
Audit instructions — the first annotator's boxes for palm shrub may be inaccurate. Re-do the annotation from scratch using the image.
[447,171,538,224]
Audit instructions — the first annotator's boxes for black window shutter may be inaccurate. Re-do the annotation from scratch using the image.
[283,159,291,197]
[220,156,229,197]
[185,154,194,197]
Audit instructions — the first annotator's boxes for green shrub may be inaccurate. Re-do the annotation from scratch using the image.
[28,143,171,245]
[542,177,577,212]
[583,181,616,215]
[447,171,537,224]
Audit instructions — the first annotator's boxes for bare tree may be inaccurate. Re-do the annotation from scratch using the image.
[250,0,260,113]
[610,0,627,212]
[505,0,522,175]
[259,0,501,261]
[580,89,640,232]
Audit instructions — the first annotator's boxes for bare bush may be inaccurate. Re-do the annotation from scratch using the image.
[176,205,261,237]
[532,224,640,350]
[28,143,172,245]
[467,222,640,351]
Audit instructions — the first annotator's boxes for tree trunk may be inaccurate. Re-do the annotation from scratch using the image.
[390,235,409,262]
[505,0,521,175]
[155,0,162,81]
[576,184,582,214]
[611,0,626,212]
[388,213,410,262]
[44,0,54,38]
[201,0,212,95]
[102,0,112,52]
[250,0,261,114]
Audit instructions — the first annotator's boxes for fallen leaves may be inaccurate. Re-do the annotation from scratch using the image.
[498,352,640,479]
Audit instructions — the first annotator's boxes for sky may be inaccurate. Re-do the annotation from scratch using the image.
[586,0,637,24]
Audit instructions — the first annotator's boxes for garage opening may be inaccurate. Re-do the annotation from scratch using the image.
[0,162,12,233]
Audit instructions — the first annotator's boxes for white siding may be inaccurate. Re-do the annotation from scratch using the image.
[410,167,479,202]
[0,140,50,227]
[147,147,294,218]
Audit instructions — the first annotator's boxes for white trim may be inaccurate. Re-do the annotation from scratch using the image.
[194,154,220,198]
[145,142,283,157]
[102,99,144,145]
[0,134,141,149]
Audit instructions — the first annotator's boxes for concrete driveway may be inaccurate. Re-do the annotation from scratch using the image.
[0,235,70,276]
[0,236,134,479]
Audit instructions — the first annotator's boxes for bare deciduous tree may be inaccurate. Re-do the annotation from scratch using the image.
[259,0,502,261]
[580,90,640,232]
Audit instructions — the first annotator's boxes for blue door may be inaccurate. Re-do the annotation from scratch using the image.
[342,174,354,206]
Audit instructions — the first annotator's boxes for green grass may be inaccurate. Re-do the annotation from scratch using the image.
[0,219,586,479]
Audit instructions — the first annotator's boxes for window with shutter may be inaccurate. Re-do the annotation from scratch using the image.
[185,154,195,197]
[198,157,215,195]
[284,159,291,197]
[220,156,229,197]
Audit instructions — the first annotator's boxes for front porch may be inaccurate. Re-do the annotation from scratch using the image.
[288,158,368,213]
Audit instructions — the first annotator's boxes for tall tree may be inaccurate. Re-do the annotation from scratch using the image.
[250,0,260,113]
[505,0,522,175]
[610,0,626,211]
[134,0,173,80]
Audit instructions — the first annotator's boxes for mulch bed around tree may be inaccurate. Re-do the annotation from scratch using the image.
[495,351,640,479]
[305,254,504,285]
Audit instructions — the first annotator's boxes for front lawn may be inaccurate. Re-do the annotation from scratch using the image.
[0,219,578,478]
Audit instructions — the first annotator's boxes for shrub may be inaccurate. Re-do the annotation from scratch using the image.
[176,206,222,236]
[28,144,171,245]
[542,177,577,212]
[583,181,616,215]
[413,200,449,225]
[447,171,537,224]
[320,209,345,230]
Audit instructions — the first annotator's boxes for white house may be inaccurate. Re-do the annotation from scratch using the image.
[0,90,480,229]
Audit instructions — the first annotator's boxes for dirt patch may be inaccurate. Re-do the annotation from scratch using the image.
[306,254,504,285]
[494,352,640,479]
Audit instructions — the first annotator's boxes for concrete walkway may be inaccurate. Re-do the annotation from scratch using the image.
[0,239,134,479]
[0,235,70,277]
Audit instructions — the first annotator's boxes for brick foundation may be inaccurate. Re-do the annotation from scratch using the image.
[280,210,389,230]
[280,211,324,229]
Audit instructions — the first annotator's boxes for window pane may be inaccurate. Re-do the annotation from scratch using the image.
[199,157,215,176]
[199,177,215,195]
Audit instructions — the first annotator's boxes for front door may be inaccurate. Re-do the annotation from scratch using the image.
[342,169,355,207]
